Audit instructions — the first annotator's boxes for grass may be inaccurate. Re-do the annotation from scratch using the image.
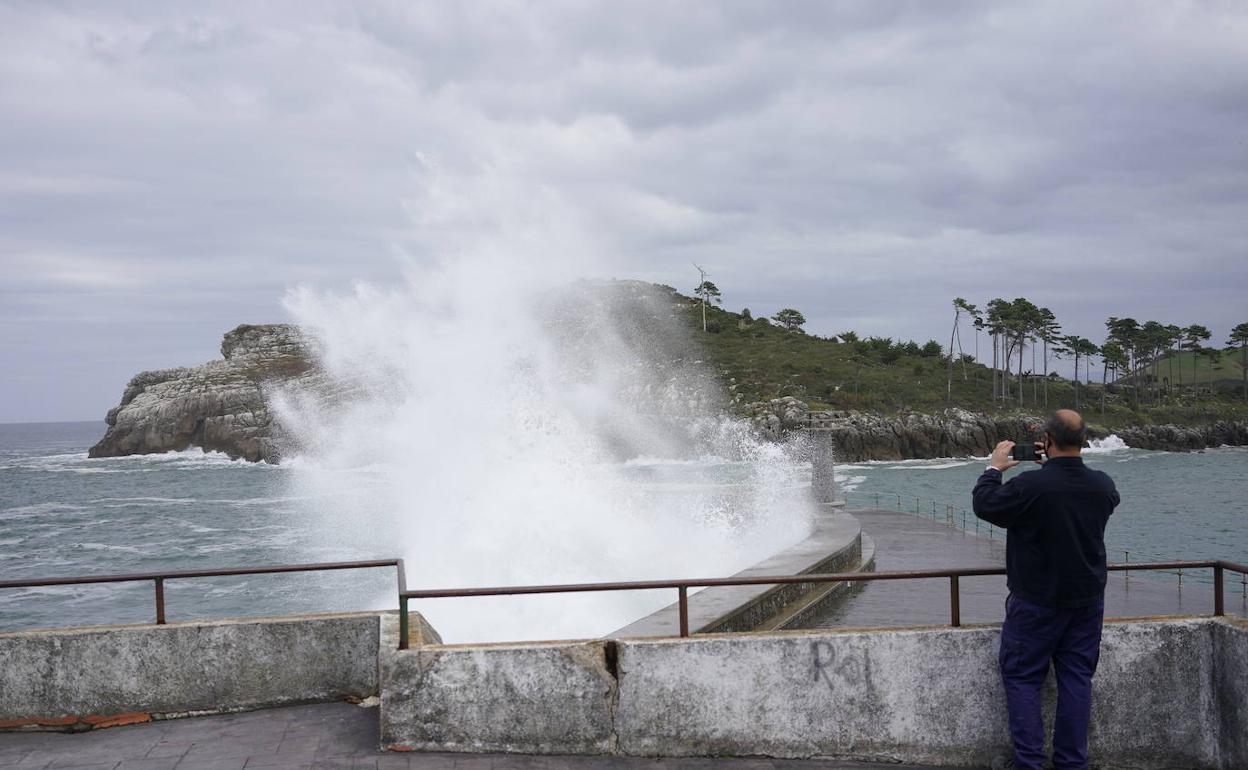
[676,298,1248,429]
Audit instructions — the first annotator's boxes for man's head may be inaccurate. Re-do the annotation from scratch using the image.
[1043,409,1087,455]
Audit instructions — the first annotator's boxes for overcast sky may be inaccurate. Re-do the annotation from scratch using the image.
[2,1,1247,422]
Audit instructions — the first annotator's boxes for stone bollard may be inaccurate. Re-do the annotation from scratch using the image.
[808,428,842,508]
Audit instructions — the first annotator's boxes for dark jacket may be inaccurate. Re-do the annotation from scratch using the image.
[973,456,1120,608]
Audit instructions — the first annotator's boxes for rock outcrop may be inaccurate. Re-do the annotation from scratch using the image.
[1114,421,1248,452]
[747,400,1042,461]
[743,398,1248,461]
[92,325,1247,464]
[89,325,314,462]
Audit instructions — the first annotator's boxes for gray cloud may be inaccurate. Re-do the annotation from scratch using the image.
[2,1,1247,421]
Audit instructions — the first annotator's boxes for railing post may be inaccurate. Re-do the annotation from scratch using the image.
[1124,551,1129,586]
[678,586,689,638]
[949,575,961,627]
[399,596,410,650]
[154,578,166,625]
[1214,565,1224,617]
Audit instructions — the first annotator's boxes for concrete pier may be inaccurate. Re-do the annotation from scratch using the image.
[0,701,952,769]
[803,508,1243,628]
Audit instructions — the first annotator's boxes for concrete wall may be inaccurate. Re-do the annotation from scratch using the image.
[1213,617,1248,768]
[380,616,1247,768]
[378,615,615,754]
[615,618,1239,769]
[612,512,867,638]
[0,611,382,731]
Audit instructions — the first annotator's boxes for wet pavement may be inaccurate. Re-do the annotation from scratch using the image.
[0,702,962,770]
[804,508,1246,628]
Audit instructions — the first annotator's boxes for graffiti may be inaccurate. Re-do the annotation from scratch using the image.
[811,640,861,691]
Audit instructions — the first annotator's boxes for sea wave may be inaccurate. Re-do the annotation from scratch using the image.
[836,474,867,492]
[6,449,283,474]
[877,459,977,471]
[0,502,89,518]
[622,455,731,467]
[1085,435,1130,453]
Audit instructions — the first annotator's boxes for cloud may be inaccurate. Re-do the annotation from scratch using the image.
[1,0,1247,421]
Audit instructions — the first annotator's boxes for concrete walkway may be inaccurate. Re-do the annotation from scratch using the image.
[0,702,962,770]
[805,508,1244,628]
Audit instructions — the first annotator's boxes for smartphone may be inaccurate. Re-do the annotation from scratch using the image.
[1011,443,1041,462]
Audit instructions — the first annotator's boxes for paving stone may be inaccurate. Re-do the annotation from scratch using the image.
[174,758,248,770]
[115,759,180,770]
[5,703,950,770]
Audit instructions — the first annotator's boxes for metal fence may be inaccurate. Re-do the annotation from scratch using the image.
[4,556,1246,651]
[397,559,1248,649]
[0,559,405,627]
[842,489,1247,591]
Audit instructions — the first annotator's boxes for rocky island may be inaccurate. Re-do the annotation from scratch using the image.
[92,275,1248,465]
[89,324,314,462]
[91,321,1248,464]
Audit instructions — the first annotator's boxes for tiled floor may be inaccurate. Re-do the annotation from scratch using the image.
[0,702,961,770]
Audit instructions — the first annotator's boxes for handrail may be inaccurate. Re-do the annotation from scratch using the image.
[398,559,1248,648]
[5,557,1244,652]
[0,559,406,639]
[845,491,1245,587]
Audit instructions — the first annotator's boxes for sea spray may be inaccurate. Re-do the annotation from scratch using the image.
[273,269,815,642]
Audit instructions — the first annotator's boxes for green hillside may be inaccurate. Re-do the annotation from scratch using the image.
[1124,348,1247,388]
[671,293,1247,428]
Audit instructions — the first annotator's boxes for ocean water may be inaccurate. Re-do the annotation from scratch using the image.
[0,421,814,640]
[2,421,1243,638]
[835,437,1248,580]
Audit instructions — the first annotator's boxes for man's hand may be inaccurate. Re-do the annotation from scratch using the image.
[990,440,1021,472]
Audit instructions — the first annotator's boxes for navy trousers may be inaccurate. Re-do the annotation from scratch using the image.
[998,593,1104,770]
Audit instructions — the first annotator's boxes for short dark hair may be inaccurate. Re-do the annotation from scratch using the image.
[1044,411,1087,450]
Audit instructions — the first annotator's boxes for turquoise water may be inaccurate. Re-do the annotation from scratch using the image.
[0,421,393,631]
[1,421,1245,633]
[834,440,1248,581]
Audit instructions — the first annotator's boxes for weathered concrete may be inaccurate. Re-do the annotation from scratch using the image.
[1213,616,1248,768]
[808,427,840,506]
[0,701,955,770]
[610,511,871,638]
[378,614,616,755]
[614,617,1246,769]
[0,611,383,731]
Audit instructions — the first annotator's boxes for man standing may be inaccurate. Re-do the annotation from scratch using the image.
[973,410,1120,770]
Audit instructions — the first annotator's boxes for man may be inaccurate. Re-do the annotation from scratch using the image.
[973,409,1120,770]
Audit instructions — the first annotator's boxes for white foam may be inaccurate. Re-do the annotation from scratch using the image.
[272,179,817,643]
[836,474,867,493]
[1085,435,1130,453]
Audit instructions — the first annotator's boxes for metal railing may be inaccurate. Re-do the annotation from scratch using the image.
[5,557,1245,651]
[843,490,1248,590]
[398,559,1248,649]
[0,558,405,629]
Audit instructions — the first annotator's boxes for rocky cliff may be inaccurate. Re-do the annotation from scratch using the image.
[745,398,1248,461]
[89,325,314,462]
[92,326,1248,464]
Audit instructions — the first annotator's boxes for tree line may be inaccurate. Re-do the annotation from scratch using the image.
[946,297,1248,409]
[691,278,1248,407]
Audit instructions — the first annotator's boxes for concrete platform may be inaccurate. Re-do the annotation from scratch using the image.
[611,511,870,638]
[0,701,962,769]
[804,508,1247,628]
